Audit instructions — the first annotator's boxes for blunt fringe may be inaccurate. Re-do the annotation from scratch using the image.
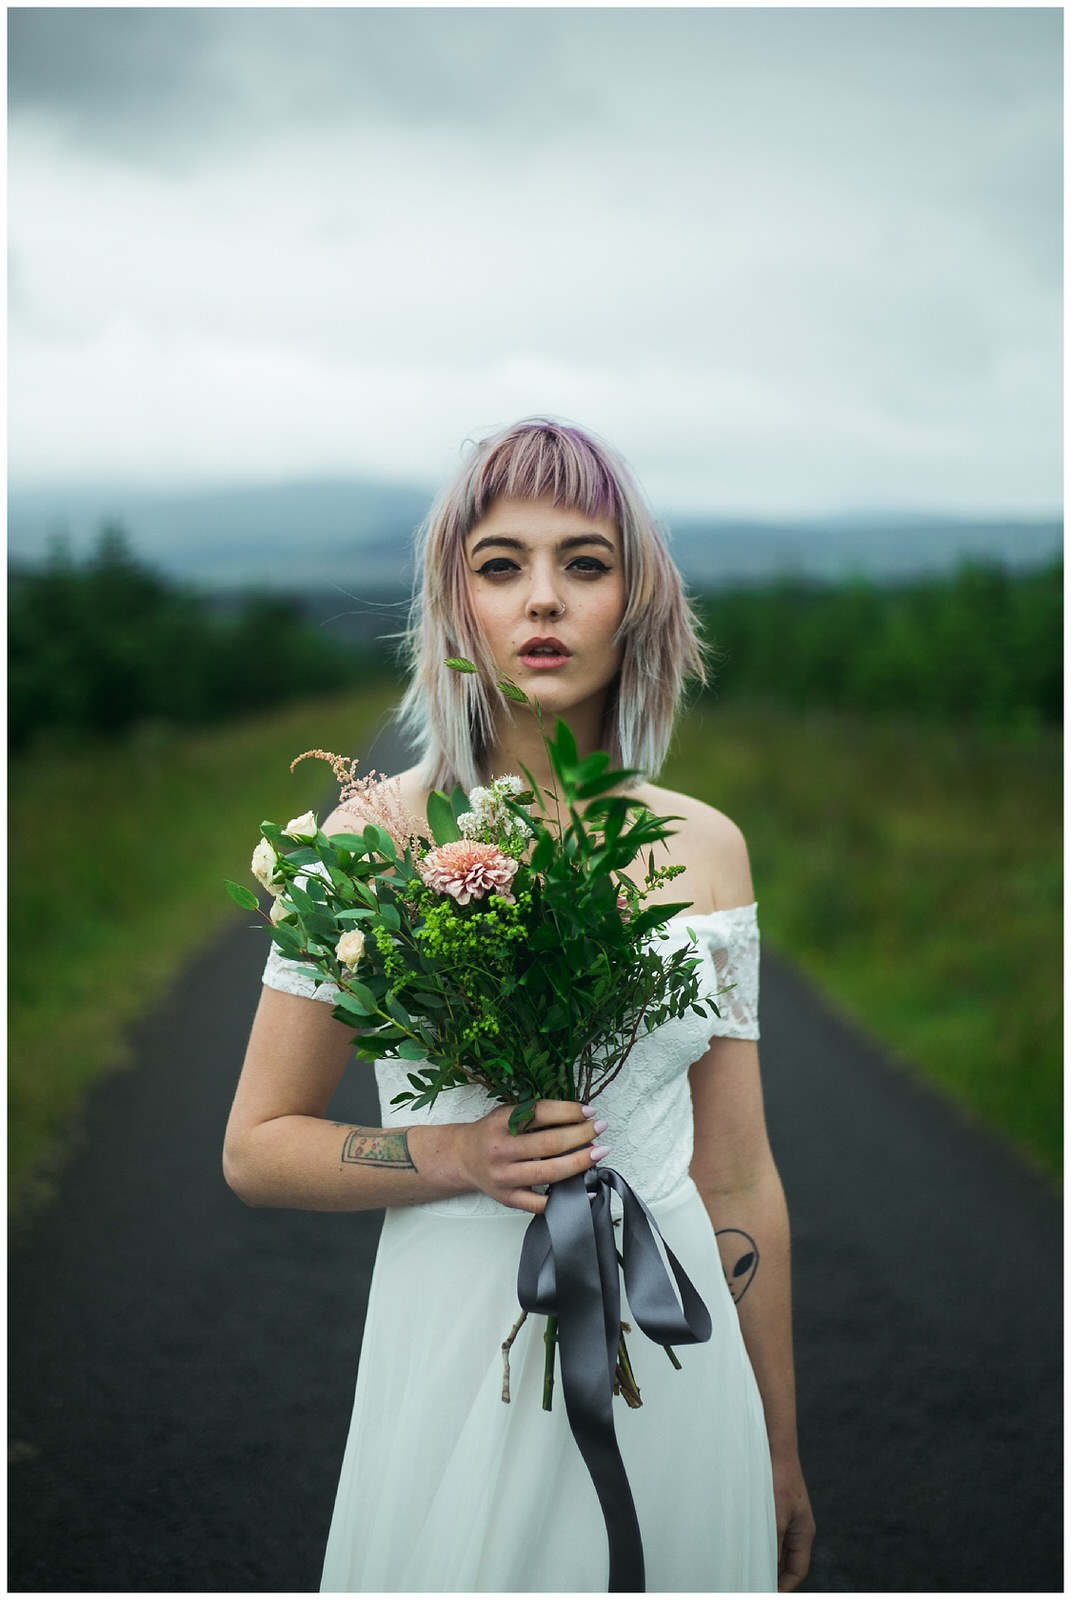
[398,417,707,791]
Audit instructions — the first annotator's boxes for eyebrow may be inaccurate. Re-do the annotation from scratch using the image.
[468,533,617,558]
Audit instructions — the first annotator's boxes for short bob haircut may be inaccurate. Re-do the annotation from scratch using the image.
[399,417,706,792]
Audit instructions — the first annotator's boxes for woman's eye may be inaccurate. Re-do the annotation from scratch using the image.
[568,557,611,575]
[475,559,519,578]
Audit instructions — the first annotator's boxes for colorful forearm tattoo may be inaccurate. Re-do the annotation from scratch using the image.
[337,1126,417,1172]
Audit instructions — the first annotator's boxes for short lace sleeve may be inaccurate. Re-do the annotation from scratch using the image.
[261,944,341,1004]
[693,902,760,1041]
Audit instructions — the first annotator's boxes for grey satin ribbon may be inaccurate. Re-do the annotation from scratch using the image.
[517,1167,713,1593]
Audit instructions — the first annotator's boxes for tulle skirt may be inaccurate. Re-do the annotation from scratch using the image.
[320,1177,777,1592]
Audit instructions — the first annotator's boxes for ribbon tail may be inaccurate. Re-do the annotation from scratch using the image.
[607,1172,713,1348]
[519,1174,646,1592]
[516,1168,715,1593]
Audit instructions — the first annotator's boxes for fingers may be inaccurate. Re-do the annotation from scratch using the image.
[501,1187,547,1215]
[525,1098,596,1129]
[493,1102,606,1154]
[776,1512,815,1592]
[476,1102,611,1213]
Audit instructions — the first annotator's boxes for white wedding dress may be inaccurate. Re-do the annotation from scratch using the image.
[263,906,777,1593]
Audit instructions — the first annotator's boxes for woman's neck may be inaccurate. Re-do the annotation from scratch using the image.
[485,702,606,800]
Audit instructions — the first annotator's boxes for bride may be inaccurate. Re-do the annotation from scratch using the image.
[223,417,815,1592]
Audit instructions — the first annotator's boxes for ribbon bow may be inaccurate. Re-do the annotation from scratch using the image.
[517,1166,713,1593]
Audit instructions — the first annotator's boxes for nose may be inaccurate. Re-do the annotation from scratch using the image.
[525,562,565,620]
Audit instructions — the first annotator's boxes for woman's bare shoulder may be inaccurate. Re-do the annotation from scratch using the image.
[321,765,428,838]
[632,781,754,910]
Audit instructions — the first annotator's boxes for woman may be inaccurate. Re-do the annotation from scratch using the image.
[224,418,815,1592]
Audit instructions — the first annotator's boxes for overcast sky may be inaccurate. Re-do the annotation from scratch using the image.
[7,5,1063,516]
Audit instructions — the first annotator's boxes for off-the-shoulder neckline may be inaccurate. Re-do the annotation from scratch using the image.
[662,902,757,926]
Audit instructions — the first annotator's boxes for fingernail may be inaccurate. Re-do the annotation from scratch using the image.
[589,1144,610,1163]
[581,1104,595,1117]
[593,1119,609,1136]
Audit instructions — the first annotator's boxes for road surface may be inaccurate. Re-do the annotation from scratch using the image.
[9,739,1062,1593]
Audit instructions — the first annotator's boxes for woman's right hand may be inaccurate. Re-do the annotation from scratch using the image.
[451,1100,610,1214]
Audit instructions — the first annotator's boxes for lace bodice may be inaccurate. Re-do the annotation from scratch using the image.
[261,905,760,1216]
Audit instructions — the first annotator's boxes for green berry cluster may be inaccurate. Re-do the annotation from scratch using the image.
[372,922,407,984]
[415,890,529,967]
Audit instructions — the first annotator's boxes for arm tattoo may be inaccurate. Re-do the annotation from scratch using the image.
[715,1227,760,1303]
[337,1126,418,1172]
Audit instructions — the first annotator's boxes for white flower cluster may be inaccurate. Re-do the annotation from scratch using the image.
[457,774,533,844]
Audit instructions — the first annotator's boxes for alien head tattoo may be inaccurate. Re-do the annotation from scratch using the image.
[715,1228,760,1303]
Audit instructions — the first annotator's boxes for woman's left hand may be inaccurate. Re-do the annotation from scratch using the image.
[773,1456,815,1592]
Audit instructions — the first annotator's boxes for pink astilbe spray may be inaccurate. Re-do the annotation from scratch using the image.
[418,840,520,905]
[290,751,421,852]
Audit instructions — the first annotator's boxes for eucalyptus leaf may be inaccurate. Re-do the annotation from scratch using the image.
[269,925,307,960]
[449,784,471,823]
[427,790,462,845]
[341,979,378,1014]
[550,718,578,770]
[328,832,375,853]
[508,1100,538,1135]
[225,880,260,911]
[378,899,401,930]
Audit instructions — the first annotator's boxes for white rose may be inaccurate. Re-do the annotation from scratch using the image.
[285,810,318,841]
[251,836,284,895]
[336,929,367,969]
[269,897,293,925]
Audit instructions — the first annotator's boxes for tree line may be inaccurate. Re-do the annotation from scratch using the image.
[9,527,1061,754]
[9,527,386,755]
[696,558,1061,730]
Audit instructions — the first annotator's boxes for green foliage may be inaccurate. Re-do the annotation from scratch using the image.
[9,684,396,1217]
[662,703,1062,1181]
[251,675,714,1122]
[8,525,391,754]
[696,559,1062,730]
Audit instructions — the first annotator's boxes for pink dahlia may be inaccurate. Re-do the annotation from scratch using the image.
[418,841,520,905]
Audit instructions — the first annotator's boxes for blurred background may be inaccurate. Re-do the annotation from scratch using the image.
[7,11,1063,1593]
[9,5,1061,1201]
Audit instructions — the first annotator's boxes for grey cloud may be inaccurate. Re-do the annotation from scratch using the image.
[7,7,604,167]
[12,8,1059,170]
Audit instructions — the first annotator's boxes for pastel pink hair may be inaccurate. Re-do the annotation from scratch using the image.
[399,417,706,790]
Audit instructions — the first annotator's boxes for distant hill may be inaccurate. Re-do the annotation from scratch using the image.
[8,477,1062,595]
[666,513,1064,585]
[7,478,432,590]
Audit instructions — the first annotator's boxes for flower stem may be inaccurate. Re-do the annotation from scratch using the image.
[614,1326,643,1408]
[500,1308,529,1403]
[542,1315,558,1411]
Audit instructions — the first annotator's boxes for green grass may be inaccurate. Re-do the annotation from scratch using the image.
[11,688,1061,1213]
[662,701,1062,1183]
[9,684,399,1216]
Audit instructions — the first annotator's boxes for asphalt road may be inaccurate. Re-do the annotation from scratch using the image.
[9,745,1062,1594]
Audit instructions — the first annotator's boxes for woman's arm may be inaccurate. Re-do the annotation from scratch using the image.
[222,984,603,1214]
[689,1037,816,1592]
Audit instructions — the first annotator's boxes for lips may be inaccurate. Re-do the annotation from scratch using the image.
[518,636,571,669]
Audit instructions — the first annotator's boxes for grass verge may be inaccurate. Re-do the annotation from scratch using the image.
[9,684,398,1217]
[662,701,1062,1184]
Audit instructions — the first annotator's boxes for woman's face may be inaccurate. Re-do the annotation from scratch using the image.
[464,497,626,729]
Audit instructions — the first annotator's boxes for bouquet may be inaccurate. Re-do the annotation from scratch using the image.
[227,664,720,1591]
[229,665,717,1141]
